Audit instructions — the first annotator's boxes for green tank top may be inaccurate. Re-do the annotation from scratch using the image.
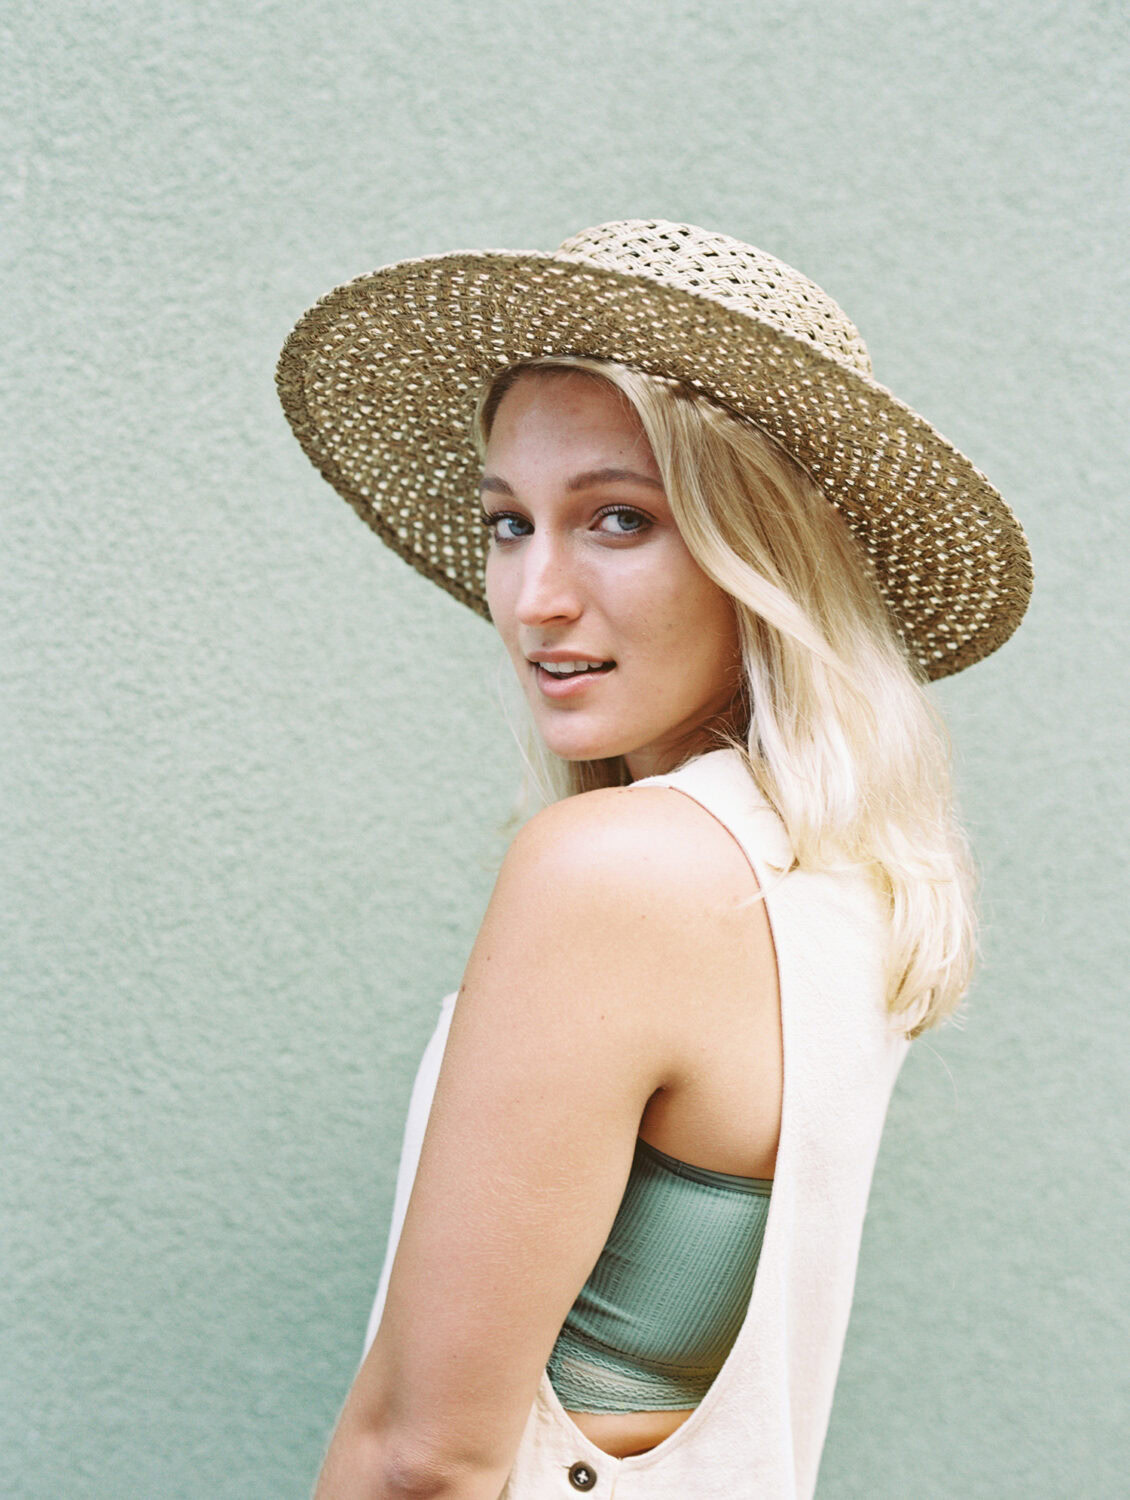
[546,1134,773,1413]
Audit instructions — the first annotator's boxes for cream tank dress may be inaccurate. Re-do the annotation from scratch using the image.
[361,747,910,1499]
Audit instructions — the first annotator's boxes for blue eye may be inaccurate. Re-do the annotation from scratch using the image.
[478,511,532,542]
[596,506,650,534]
[477,506,653,543]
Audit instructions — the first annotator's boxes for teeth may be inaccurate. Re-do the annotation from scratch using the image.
[539,660,608,676]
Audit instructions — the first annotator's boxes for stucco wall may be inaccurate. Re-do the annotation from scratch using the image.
[5,2,1127,1495]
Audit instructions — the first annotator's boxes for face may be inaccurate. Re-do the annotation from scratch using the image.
[481,371,743,781]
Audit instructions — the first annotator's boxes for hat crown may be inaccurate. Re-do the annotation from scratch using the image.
[554,219,873,378]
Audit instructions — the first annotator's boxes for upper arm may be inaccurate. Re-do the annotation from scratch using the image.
[337,784,764,1481]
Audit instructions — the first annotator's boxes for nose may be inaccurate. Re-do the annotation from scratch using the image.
[513,530,583,627]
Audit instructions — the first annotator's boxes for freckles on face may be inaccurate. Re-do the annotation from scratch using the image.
[481,371,742,774]
[619,546,741,711]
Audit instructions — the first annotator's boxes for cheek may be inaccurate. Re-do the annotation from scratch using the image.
[609,547,691,634]
[636,559,735,653]
[484,556,514,642]
[656,583,739,696]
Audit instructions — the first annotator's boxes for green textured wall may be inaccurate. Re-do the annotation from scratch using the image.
[5,2,1126,1495]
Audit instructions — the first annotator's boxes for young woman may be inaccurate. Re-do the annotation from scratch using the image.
[276,220,1033,1499]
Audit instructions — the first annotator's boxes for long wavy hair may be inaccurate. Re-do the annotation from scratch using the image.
[471,354,978,1037]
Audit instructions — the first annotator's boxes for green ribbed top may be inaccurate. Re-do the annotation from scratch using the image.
[546,1135,772,1413]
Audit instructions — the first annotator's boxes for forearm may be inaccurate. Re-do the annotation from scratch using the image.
[312,1415,510,1500]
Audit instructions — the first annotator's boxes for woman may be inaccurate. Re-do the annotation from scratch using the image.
[276,220,1032,1499]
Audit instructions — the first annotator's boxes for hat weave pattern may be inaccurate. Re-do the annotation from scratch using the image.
[277,220,1033,679]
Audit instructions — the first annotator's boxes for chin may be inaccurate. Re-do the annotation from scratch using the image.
[554,748,621,765]
[542,740,619,764]
[534,722,632,764]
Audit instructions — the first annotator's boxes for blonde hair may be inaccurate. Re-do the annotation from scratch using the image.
[471,355,978,1037]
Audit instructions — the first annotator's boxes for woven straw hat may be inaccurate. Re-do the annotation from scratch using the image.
[276,218,1032,680]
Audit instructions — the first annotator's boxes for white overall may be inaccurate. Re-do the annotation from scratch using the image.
[362,747,910,1498]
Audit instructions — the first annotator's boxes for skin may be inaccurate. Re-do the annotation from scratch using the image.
[481,370,745,780]
[312,372,781,1499]
[480,372,750,1459]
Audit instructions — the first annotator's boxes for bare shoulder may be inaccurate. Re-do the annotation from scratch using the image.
[475,782,779,1116]
[499,781,762,925]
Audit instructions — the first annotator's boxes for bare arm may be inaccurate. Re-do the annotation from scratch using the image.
[312,785,761,1499]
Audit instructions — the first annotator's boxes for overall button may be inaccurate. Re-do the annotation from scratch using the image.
[568,1459,598,1490]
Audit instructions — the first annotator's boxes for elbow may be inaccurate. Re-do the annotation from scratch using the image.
[316,1425,494,1500]
[374,1445,471,1500]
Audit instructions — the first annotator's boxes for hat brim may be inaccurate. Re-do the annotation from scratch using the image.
[276,248,1033,681]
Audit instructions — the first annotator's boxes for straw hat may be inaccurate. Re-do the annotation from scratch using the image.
[276,218,1032,680]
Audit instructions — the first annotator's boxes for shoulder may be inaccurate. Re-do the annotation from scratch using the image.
[497,780,761,925]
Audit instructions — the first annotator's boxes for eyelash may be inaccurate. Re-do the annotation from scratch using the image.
[478,505,652,543]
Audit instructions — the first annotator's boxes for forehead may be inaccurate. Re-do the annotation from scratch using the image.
[487,370,654,457]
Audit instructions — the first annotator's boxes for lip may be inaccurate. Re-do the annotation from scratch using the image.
[526,651,612,664]
[530,661,616,699]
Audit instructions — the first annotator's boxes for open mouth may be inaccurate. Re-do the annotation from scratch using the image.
[532,660,617,694]
[536,661,616,677]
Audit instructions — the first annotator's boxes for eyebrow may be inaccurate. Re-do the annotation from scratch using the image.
[478,466,666,497]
